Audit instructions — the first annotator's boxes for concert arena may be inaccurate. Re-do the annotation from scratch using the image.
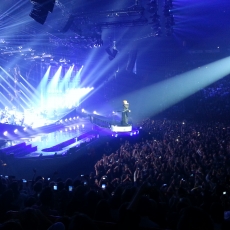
[0,1,230,229]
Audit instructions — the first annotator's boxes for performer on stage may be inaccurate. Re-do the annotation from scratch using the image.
[121,100,131,126]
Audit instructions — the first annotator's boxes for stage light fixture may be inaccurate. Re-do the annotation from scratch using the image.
[29,0,55,25]
[3,131,7,136]
[14,129,18,134]
[105,41,118,61]
[29,4,49,25]
[106,47,118,61]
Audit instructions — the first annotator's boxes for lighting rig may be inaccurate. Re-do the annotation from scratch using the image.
[49,2,148,48]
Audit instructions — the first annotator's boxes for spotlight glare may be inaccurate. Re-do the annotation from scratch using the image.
[3,131,7,136]
[14,129,18,133]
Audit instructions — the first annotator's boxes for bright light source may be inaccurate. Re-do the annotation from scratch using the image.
[93,111,97,114]
[82,109,85,113]
[3,131,7,136]
[82,124,85,128]
[14,129,18,133]
[23,127,27,131]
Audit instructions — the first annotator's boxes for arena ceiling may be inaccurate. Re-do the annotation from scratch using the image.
[0,0,230,67]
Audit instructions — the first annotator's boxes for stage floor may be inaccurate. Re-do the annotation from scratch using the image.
[0,114,139,159]
[0,118,95,158]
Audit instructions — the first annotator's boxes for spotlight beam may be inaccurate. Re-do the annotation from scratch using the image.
[0,92,14,107]
[20,74,40,100]
[59,66,74,92]
[20,83,39,106]
[0,80,22,106]
[114,56,230,121]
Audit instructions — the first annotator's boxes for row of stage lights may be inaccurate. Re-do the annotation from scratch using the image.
[112,130,139,138]
[3,123,86,137]
[59,124,85,133]
[2,116,85,137]
[3,127,30,136]
[59,116,79,123]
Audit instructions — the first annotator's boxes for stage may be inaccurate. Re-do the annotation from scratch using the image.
[0,117,96,158]
[0,111,139,159]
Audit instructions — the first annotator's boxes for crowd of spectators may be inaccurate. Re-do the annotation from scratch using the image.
[1,74,230,229]
[1,117,230,230]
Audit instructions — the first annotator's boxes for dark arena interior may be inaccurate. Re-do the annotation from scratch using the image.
[0,0,230,229]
